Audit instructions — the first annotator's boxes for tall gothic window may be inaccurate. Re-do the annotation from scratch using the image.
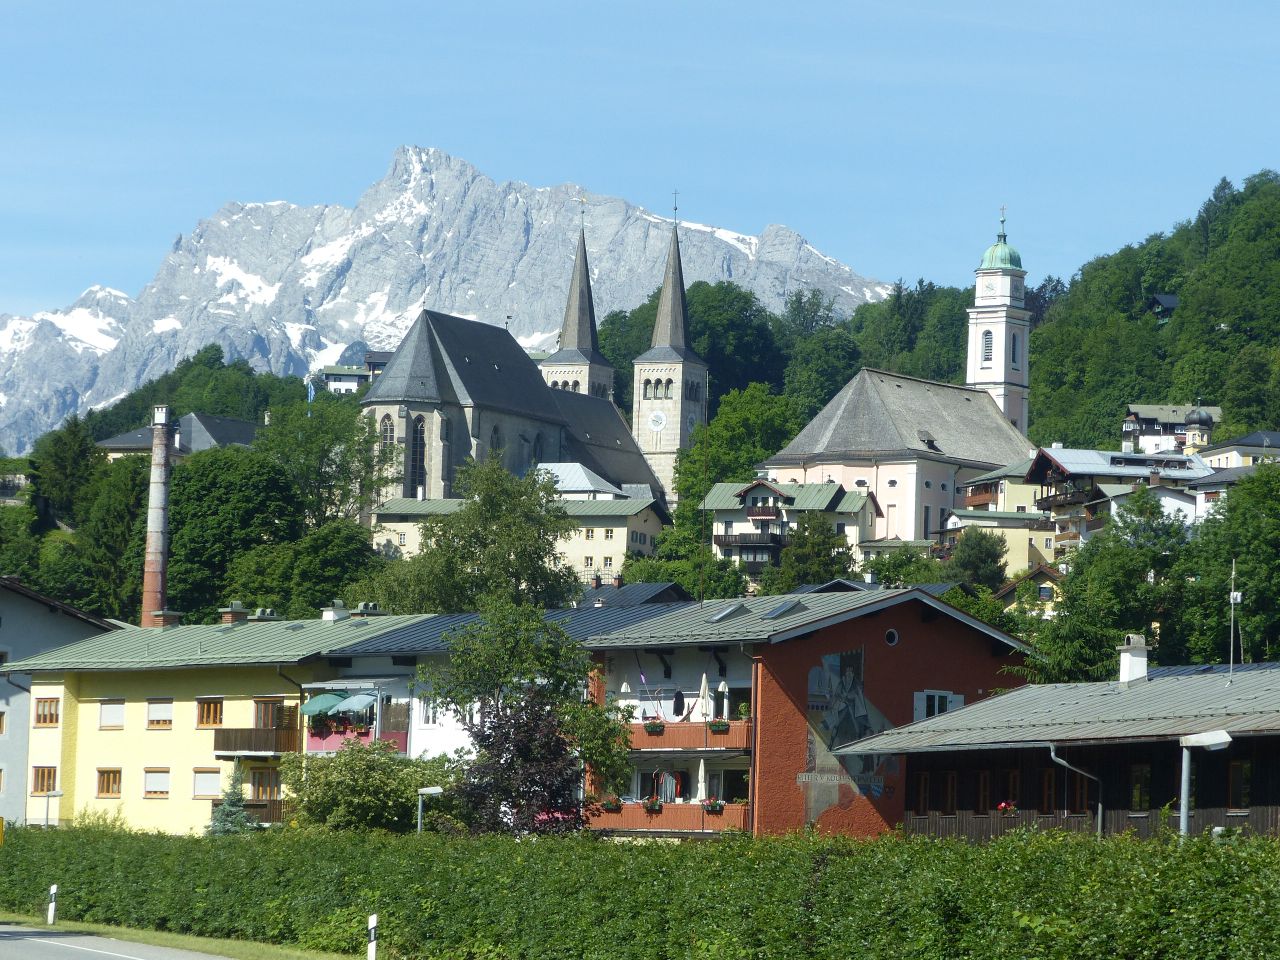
[407,415,427,497]
[379,415,394,456]
[571,380,580,392]
[490,424,502,460]
[1011,333,1020,368]
[664,378,673,399]
[981,330,994,364]
[643,379,652,399]
[532,433,544,464]
[439,417,452,498]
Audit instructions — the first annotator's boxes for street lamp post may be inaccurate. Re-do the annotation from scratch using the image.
[417,786,443,833]
[44,790,64,829]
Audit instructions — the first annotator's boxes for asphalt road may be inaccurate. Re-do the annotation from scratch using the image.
[0,925,234,960]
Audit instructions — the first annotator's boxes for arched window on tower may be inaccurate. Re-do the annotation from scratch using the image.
[407,415,427,498]
[571,380,580,393]
[981,330,993,364]
[643,379,652,400]
[379,414,395,457]
[1011,333,1020,368]
[550,380,559,390]
[439,417,453,498]
[664,378,673,399]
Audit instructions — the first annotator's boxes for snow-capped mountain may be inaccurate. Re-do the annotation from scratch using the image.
[0,146,890,453]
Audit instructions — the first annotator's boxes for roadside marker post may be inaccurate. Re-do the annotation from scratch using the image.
[47,884,57,925]
[367,913,377,960]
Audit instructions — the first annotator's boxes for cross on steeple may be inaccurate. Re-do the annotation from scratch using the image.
[998,204,1008,242]
[572,195,586,230]
[672,188,679,223]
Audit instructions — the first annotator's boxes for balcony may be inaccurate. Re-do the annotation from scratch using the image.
[629,719,752,751]
[1036,488,1096,511]
[962,489,998,508]
[307,728,408,754]
[712,532,790,548]
[590,801,750,833]
[745,504,780,520]
[211,797,293,825]
[212,727,301,757]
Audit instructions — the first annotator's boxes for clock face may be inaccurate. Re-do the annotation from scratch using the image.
[982,279,996,294]
[648,410,667,432]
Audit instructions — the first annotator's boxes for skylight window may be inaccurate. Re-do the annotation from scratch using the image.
[761,598,805,620]
[708,602,749,624]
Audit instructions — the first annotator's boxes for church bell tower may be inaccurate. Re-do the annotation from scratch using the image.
[966,211,1031,434]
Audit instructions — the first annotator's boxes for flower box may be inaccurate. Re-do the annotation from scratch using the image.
[600,798,623,813]
[702,799,725,814]
[707,719,731,734]
[642,721,665,735]
[642,797,663,814]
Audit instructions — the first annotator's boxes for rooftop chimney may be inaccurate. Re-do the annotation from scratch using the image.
[321,599,351,622]
[590,573,602,590]
[248,608,282,621]
[140,405,174,627]
[1118,633,1149,685]
[352,602,386,618]
[1148,469,1161,488]
[612,573,623,589]
[151,609,183,628]
[218,601,249,625]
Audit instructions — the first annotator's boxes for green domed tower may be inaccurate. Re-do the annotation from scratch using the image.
[966,212,1031,434]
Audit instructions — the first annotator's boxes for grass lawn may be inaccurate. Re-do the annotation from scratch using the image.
[0,912,353,959]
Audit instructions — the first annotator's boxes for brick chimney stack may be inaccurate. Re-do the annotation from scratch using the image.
[141,405,174,627]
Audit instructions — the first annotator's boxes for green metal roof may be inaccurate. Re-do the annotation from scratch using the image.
[948,509,1050,522]
[860,538,933,549]
[585,588,1026,651]
[7,615,429,672]
[319,365,368,377]
[979,240,1022,271]
[698,481,869,514]
[964,458,1033,485]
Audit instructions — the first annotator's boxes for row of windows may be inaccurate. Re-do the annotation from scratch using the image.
[640,379,703,401]
[979,330,1021,368]
[582,556,614,570]
[33,697,292,731]
[32,767,282,801]
[583,528,615,540]
[629,531,649,545]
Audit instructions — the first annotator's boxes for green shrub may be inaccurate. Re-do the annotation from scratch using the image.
[1,826,1279,958]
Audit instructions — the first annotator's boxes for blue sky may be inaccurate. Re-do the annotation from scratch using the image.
[2,1,1276,315]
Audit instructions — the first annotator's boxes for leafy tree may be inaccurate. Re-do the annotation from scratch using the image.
[621,527,747,600]
[849,280,969,382]
[771,289,841,354]
[29,414,104,525]
[757,512,854,594]
[353,457,579,614]
[421,599,631,833]
[207,763,254,835]
[0,503,43,582]
[168,447,304,622]
[862,548,947,588]
[784,326,861,420]
[279,739,462,832]
[253,393,399,527]
[945,529,1009,591]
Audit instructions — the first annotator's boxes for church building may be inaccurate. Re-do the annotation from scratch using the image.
[762,219,1035,546]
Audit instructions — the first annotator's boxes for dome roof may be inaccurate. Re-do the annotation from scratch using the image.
[1185,407,1214,428]
[978,214,1023,271]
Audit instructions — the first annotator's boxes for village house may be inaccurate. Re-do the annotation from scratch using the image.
[1122,404,1220,455]
[96,411,258,464]
[1198,430,1280,470]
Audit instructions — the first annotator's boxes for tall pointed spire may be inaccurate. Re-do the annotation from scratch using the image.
[552,229,606,363]
[651,226,689,351]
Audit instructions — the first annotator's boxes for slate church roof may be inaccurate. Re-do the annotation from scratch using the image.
[635,227,704,365]
[542,230,610,367]
[765,368,1031,470]
[363,309,566,425]
[553,389,662,496]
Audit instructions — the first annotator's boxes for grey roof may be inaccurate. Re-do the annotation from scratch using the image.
[1149,294,1179,311]
[839,671,1280,755]
[332,604,691,657]
[577,581,694,607]
[1202,431,1280,454]
[538,462,623,497]
[766,369,1031,470]
[543,230,610,367]
[635,227,704,365]
[1126,404,1222,424]
[964,458,1034,486]
[1149,662,1280,678]
[7,614,429,672]
[98,412,257,455]
[362,310,566,425]
[585,588,1024,650]
[553,390,664,495]
[1025,448,1213,484]
[1186,465,1258,489]
[790,579,877,594]
[699,480,872,515]
[0,576,119,632]
[947,509,1051,522]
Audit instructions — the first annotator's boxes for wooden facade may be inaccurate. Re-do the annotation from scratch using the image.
[902,738,1280,840]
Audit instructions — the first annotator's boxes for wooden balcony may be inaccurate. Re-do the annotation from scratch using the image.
[629,720,752,751]
[1036,488,1096,510]
[712,532,789,548]
[962,489,998,508]
[745,504,780,520]
[211,797,294,825]
[212,727,301,756]
[590,801,750,833]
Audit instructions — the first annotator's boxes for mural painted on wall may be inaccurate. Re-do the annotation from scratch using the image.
[801,647,896,822]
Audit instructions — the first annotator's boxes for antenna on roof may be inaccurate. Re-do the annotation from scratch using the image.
[672,188,679,226]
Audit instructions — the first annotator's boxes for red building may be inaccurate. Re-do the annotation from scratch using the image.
[585,588,1025,836]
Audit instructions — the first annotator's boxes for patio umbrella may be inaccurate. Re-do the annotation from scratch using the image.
[300,692,349,716]
[327,692,377,715]
[698,673,710,720]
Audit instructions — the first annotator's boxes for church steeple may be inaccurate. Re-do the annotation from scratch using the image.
[967,211,1030,434]
[539,229,614,400]
[631,224,708,503]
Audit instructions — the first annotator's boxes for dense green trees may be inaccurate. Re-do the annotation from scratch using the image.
[757,512,855,594]
[946,529,1009,592]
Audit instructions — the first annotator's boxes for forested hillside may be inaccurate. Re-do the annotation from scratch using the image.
[1030,170,1280,447]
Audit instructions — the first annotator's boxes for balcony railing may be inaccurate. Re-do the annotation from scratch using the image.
[212,727,301,756]
[712,532,789,548]
[745,504,780,519]
[211,797,293,824]
[590,800,750,833]
[962,489,998,508]
[1036,488,1097,510]
[629,719,752,751]
[307,728,409,754]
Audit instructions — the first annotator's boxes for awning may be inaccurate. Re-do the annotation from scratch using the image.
[328,693,377,714]
[300,692,350,716]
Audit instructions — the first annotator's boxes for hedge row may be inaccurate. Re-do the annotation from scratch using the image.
[2,826,1279,959]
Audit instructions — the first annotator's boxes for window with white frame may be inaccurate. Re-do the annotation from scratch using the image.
[604,528,614,540]
[603,557,612,570]
[143,768,170,798]
[421,696,440,726]
[583,556,594,569]
[193,768,222,798]
[147,699,174,729]
[913,690,963,722]
[99,700,125,729]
